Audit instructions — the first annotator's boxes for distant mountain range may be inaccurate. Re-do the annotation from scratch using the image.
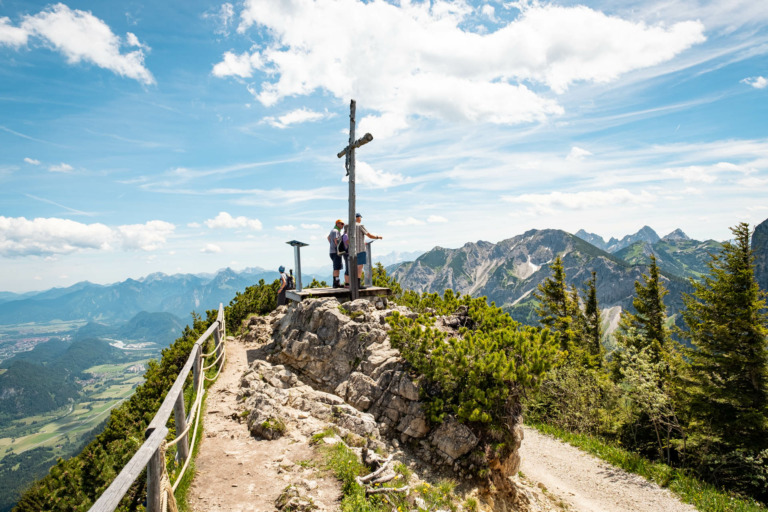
[2,221,766,334]
[391,219,768,332]
[0,267,284,325]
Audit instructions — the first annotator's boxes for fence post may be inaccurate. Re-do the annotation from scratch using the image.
[365,240,375,287]
[214,322,222,366]
[219,304,226,340]
[192,344,200,394]
[146,442,164,512]
[173,393,189,462]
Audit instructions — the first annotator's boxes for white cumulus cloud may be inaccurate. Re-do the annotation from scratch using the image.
[301,223,321,229]
[0,216,174,257]
[204,211,263,230]
[0,16,28,46]
[9,4,155,84]
[211,50,263,78]
[117,220,175,251]
[354,161,409,189]
[215,0,705,134]
[275,225,296,231]
[24,157,40,165]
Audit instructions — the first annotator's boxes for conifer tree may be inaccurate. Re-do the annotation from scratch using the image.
[583,271,603,362]
[616,254,669,363]
[682,222,768,452]
[535,256,578,351]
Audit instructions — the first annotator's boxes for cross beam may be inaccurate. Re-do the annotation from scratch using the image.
[337,99,374,300]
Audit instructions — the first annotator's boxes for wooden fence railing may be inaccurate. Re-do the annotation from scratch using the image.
[89,303,227,512]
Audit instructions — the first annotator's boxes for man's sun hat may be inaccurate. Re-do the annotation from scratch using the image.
[355,212,362,218]
[336,219,344,224]
[279,265,285,272]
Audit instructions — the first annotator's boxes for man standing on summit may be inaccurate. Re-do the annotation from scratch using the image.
[354,213,382,289]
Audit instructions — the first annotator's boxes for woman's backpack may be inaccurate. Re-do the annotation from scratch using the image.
[336,233,348,255]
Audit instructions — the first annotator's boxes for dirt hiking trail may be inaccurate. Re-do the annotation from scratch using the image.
[189,333,698,512]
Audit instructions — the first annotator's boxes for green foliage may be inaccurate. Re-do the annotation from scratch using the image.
[681,222,768,498]
[14,277,283,511]
[372,262,401,295]
[583,271,603,362]
[305,278,328,289]
[616,254,670,363]
[226,279,280,334]
[525,363,626,436]
[534,257,602,367]
[535,256,577,352]
[387,289,557,472]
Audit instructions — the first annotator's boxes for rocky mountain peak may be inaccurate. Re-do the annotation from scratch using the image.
[662,229,690,242]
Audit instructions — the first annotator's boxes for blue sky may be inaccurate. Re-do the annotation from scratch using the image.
[1,0,767,293]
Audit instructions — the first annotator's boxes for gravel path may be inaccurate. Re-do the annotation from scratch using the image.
[519,427,698,512]
[187,337,340,512]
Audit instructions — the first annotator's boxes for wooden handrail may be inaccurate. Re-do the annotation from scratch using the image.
[89,303,226,512]
[89,426,169,511]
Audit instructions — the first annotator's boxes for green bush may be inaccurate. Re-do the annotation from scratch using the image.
[387,289,557,472]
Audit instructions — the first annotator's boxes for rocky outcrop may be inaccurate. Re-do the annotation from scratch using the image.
[240,298,529,510]
[265,297,501,471]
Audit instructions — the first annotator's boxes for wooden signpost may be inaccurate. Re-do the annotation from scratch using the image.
[337,99,373,300]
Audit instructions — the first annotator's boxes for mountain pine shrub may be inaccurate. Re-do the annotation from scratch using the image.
[386,289,557,475]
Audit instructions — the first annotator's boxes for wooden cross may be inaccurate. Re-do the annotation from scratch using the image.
[337,99,373,300]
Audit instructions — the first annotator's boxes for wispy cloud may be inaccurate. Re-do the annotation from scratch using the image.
[263,108,335,129]
[502,189,657,214]
[275,225,296,232]
[742,76,767,89]
[25,193,96,216]
[200,243,222,253]
[387,217,425,226]
[24,157,40,165]
[203,3,235,36]
[48,162,74,173]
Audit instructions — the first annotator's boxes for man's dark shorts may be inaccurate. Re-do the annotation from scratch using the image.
[357,251,367,265]
[330,253,343,271]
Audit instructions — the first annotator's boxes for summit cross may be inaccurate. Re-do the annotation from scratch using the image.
[337,99,373,300]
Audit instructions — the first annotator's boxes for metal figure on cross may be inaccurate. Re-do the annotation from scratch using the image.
[337,99,373,300]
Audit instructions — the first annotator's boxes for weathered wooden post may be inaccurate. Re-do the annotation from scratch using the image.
[192,344,200,395]
[286,240,309,292]
[173,394,189,462]
[214,324,222,366]
[146,445,164,512]
[218,304,226,340]
[365,240,375,288]
[337,99,373,300]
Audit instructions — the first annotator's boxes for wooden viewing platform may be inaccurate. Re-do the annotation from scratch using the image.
[286,286,391,303]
